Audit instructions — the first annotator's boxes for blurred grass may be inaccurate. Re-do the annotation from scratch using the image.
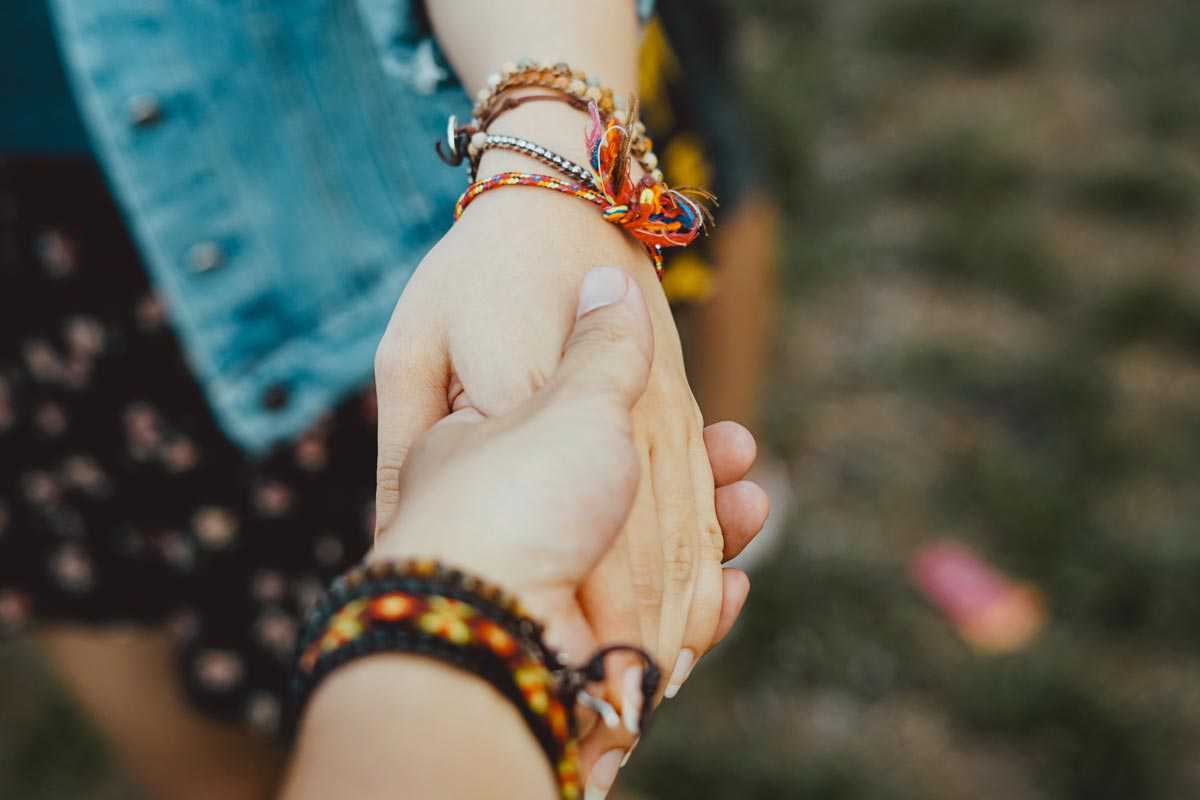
[0,642,139,800]
[627,0,1200,798]
[1067,164,1198,225]
[867,0,1040,71]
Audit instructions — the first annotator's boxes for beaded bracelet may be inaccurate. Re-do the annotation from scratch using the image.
[453,102,713,276]
[289,558,661,800]
[464,133,597,187]
[452,60,661,182]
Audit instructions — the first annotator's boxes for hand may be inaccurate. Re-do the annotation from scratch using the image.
[373,267,767,789]
[374,184,766,696]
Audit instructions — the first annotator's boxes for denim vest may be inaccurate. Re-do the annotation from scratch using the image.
[42,0,473,455]
[41,1,652,455]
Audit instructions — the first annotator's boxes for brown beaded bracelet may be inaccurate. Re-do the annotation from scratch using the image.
[452,60,661,182]
[289,559,661,800]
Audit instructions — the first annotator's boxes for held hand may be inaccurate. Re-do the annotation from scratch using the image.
[371,268,656,643]
[374,263,767,783]
[373,193,767,771]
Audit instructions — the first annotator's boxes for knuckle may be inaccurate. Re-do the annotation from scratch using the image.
[524,362,552,396]
[702,521,726,563]
[688,399,706,434]
[632,561,663,611]
[576,318,634,351]
[375,463,405,501]
[663,536,695,591]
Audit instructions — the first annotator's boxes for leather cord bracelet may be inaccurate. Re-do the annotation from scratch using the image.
[288,558,661,800]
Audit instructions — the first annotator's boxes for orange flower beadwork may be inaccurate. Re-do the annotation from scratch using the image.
[293,565,582,800]
[418,596,476,644]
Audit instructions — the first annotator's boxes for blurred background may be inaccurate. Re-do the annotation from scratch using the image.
[4,0,1200,797]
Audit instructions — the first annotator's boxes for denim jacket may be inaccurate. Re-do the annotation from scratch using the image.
[39,0,652,455]
[43,0,470,455]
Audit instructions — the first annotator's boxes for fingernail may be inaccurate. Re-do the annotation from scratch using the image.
[576,266,629,318]
[664,648,696,699]
[620,737,639,767]
[585,749,624,800]
[621,666,643,734]
[578,690,621,730]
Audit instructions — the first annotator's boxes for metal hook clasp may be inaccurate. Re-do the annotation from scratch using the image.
[556,644,662,738]
[436,114,469,166]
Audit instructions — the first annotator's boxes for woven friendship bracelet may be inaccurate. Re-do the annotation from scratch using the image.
[453,171,665,274]
[453,99,713,276]
[289,559,661,800]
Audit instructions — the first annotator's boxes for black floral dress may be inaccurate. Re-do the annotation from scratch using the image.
[0,158,379,735]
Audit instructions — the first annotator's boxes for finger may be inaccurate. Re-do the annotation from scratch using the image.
[666,570,751,716]
[574,644,645,798]
[666,416,729,700]
[551,267,654,411]
[373,320,451,535]
[577,740,627,800]
[709,568,751,651]
[579,423,660,713]
[655,426,719,702]
[715,480,770,562]
[703,420,758,487]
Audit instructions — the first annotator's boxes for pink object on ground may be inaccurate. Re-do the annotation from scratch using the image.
[911,540,1046,654]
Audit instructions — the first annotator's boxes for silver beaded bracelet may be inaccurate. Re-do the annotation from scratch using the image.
[467,133,597,189]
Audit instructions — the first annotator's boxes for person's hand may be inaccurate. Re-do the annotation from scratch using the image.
[373,170,767,709]
[372,267,767,792]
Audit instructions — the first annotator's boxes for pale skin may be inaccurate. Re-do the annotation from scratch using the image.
[378,0,747,758]
[37,412,762,800]
[287,269,767,800]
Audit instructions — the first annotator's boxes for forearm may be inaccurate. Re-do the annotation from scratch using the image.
[428,1,643,189]
[427,1,639,99]
[282,656,556,800]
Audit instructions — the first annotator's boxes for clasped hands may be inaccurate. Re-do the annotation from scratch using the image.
[373,222,768,791]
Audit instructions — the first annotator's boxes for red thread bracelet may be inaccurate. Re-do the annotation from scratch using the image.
[453,171,669,273]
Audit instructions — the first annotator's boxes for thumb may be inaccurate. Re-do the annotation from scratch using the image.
[551,266,654,410]
[373,328,450,537]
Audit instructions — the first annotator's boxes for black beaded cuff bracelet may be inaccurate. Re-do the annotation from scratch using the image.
[288,559,661,800]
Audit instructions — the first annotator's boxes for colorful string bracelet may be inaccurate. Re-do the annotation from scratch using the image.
[453,102,713,276]
[289,558,661,800]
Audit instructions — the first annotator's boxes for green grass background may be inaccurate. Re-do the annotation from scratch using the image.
[4,1,1200,797]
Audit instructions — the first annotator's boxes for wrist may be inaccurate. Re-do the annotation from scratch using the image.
[290,657,555,799]
[447,173,656,285]
[476,98,591,180]
[366,529,579,644]
[475,91,646,185]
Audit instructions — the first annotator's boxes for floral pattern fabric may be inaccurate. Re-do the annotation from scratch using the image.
[0,158,378,735]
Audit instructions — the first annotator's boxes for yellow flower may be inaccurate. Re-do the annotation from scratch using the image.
[418,596,475,645]
[663,133,712,192]
[637,19,680,134]
[514,663,553,714]
[662,252,716,304]
[324,599,368,648]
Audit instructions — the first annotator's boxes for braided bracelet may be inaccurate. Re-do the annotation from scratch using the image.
[453,102,713,276]
[289,559,661,800]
